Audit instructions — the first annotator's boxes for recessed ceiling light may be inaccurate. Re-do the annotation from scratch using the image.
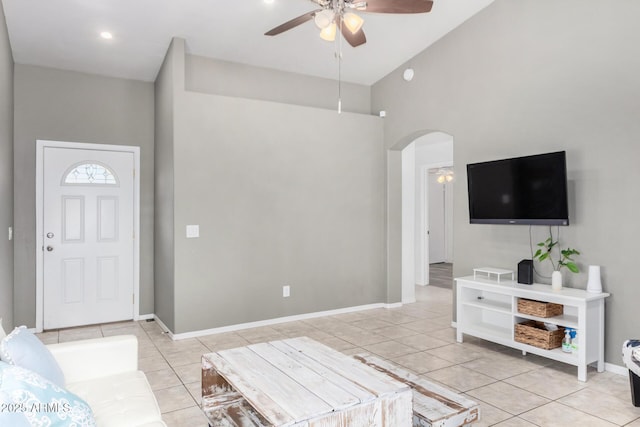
[100,31,113,40]
[264,0,274,4]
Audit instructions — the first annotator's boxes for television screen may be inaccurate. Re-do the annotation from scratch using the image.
[467,151,569,225]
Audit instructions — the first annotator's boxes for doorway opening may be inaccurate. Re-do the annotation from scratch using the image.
[400,132,454,301]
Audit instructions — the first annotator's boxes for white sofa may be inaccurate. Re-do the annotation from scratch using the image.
[46,335,167,427]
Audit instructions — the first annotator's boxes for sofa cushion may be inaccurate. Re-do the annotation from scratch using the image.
[0,411,30,427]
[0,318,6,340]
[66,370,164,427]
[0,361,96,426]
[0,326,65,387]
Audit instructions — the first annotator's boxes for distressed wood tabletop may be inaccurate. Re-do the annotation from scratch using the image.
[202,336,413,426]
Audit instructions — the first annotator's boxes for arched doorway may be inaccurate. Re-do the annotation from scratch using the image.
[387,130,454,304]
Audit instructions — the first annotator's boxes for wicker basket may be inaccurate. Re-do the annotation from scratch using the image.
[514,320,565,350]
[517,298,563,318]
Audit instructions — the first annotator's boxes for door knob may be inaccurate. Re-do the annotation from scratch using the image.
[46,246,54,252]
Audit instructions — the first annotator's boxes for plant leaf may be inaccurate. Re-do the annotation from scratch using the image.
[566,262,579,273]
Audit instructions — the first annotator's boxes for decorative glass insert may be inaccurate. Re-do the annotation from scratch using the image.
[64,163,117,185]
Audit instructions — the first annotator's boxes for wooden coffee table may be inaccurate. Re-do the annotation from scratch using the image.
[201,336,413,426]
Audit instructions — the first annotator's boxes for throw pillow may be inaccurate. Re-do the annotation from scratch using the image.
[0,326,65,387]
[0,361,95,426]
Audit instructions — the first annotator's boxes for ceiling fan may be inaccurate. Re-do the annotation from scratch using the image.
[265,0,434,47]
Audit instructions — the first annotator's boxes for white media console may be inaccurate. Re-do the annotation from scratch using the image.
[455,275,610,381]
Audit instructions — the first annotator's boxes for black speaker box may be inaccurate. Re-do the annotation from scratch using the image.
[518,259,533,284]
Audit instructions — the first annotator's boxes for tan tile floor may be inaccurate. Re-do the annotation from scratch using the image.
[38,284,640,426]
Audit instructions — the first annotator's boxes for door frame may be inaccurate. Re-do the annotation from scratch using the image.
[417,161,452,286]
[35,140,141,332]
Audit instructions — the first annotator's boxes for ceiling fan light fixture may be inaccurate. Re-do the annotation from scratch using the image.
[314,9,334,30]
[352,1,367,11]
[343,12,364,34]
[319,22,337,41]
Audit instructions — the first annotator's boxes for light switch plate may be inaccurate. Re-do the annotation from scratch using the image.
[186,225,199,238]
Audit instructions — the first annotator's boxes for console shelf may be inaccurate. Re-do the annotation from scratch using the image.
[455,275,609,382]
[462,299,511,314]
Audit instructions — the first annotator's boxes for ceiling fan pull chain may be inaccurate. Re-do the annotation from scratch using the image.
[336,14,343,114]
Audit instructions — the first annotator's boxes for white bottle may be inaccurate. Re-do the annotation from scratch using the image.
[562,329,572,353]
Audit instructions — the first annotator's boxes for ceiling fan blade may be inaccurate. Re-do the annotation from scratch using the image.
[264,9,322,36]
[358,0,433,14]
[339,18,367,47]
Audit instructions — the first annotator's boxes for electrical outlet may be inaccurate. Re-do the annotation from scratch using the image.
[282,285,290,298]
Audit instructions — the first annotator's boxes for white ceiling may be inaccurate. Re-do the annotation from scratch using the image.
[1,0,493,85]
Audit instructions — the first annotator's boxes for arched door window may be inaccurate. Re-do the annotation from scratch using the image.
[62,162,119,185]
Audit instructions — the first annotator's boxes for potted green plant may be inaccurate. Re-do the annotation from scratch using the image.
[533,233,580,290]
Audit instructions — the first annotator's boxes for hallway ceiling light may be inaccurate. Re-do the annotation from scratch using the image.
[436,168,454,184]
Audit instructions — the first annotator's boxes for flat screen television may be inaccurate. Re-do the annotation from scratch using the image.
[467,151,569,225]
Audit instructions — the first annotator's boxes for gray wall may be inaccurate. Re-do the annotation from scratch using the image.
[0,6,13,328]
[372,0,640,363]
[150,38,387,334]
[154,39,182,332]
[186,55,372,115]
[153,39,386,334]
[13,65,155,326]
[171,91,385,333]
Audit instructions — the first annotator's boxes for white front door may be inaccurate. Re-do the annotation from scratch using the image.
[42,146,135,329]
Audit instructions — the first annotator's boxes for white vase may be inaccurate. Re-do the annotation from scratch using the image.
[551,270,562,291]
[586,265,602,293]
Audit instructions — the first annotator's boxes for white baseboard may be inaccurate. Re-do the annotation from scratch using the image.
[605,362,628,376]
[153,315,174,339]
[382,302,404,314]
[162,302,403,341]
[136,313,155,321]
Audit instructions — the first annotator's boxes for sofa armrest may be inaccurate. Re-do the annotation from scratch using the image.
[47,335,138,384]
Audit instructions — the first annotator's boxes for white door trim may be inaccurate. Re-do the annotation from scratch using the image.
[401,144,416,304]
[36,140,141,332]
[417,162,452,287]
